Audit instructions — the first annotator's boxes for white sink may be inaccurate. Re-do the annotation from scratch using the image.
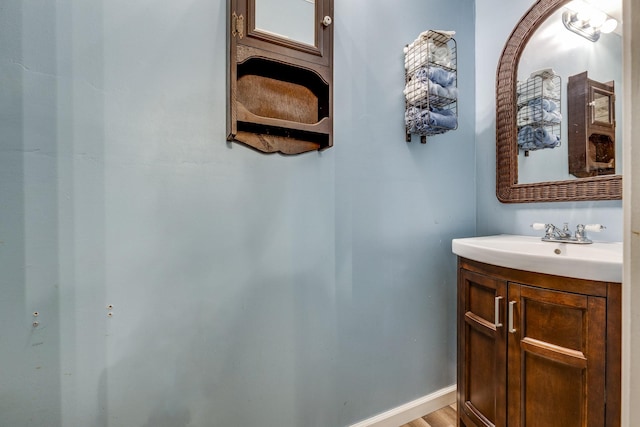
[452,234,622,282]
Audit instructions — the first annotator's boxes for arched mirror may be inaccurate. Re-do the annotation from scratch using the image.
[496,0,622,202]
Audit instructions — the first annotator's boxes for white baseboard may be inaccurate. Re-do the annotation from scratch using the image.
[348,384,456,427]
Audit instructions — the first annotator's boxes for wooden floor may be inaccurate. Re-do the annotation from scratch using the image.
[399,403,457,427]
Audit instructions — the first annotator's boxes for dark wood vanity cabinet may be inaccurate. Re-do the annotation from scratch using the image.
[567,71,616,178]
[457,258,621,427]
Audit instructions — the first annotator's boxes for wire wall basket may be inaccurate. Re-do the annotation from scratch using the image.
[404,30,458,143]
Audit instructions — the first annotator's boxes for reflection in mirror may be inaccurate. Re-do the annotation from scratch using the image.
[567,71,616,177]
[593,91,613,124]
[255,0,316,46]
[516,0,622,184]
[495,0,622,203]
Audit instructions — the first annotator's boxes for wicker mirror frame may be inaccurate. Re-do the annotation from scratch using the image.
[496,0,622,203]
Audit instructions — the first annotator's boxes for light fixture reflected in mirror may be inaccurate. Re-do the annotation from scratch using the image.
[562,1,617,42]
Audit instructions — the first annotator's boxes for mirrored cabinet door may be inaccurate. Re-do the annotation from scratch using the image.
[590,86,615,128]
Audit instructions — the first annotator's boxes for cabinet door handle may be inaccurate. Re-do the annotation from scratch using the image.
[508,301,517,334]
[494,296,503,327]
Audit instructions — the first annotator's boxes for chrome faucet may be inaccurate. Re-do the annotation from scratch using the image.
[531,223,605,244]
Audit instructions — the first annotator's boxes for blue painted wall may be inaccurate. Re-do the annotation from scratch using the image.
[475,0,623,242]
[0,1,475,426]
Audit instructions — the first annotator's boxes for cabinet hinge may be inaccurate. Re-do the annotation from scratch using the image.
[231,12,244,39]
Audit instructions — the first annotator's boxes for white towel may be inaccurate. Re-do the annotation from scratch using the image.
[404,30,456,71]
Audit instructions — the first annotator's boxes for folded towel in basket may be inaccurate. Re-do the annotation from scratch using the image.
[534,127,560,147]
[517,105,562,126]
[518,78,559,103]
[405,106,457,134]
[404,66,458,104]
[517,126,560,150]
[529,98,558,113]
[427,66,456,87]
[404,30,456,70]
[428,107,458,130]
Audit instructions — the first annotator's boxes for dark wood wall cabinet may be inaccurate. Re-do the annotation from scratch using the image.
[567,71,616,178]
[227,0,334,155]
[457,258,621,427]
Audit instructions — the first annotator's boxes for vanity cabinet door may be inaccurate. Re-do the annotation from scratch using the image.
[457,269,508,427]
[506,283,606,427]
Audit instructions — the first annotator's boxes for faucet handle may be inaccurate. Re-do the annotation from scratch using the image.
[531,223,557,240]
[575,224,604,243]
